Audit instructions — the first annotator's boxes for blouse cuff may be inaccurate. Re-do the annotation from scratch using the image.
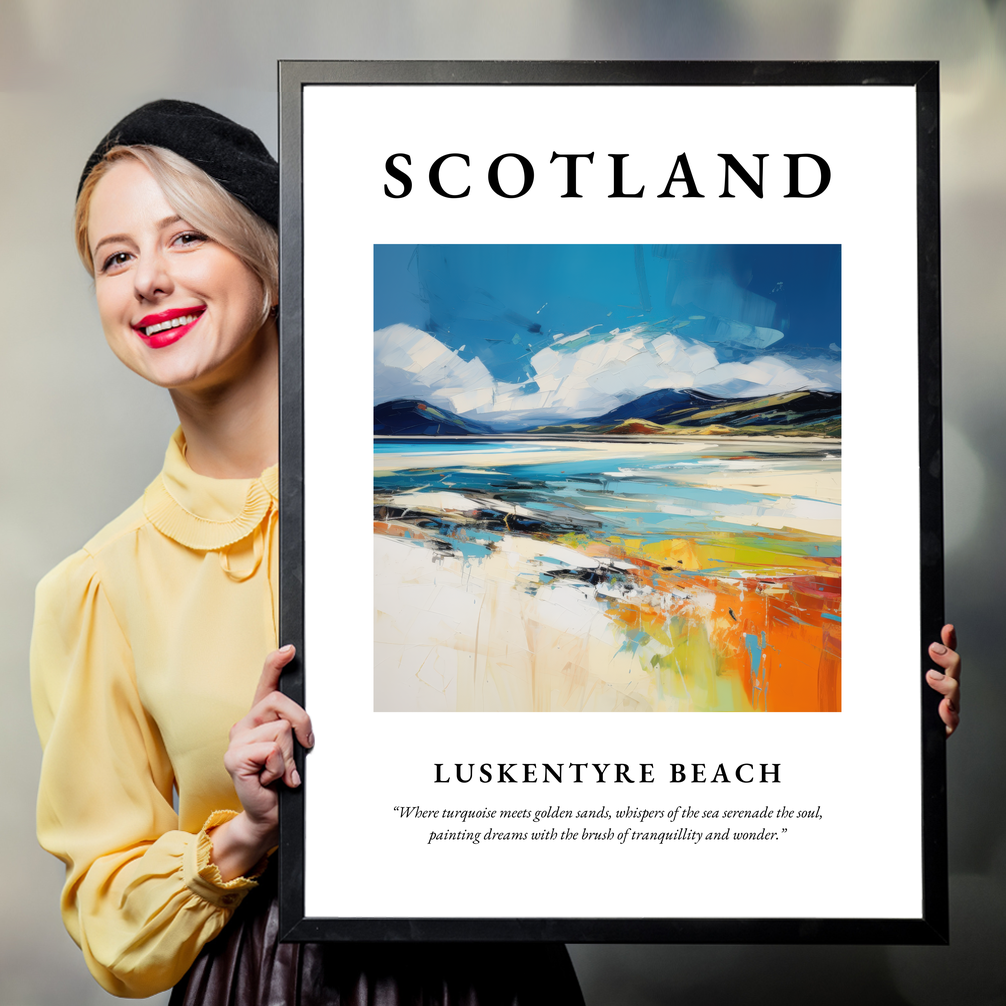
[183,810,269,909]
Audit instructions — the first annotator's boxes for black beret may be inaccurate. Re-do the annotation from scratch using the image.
[78,99,278,228]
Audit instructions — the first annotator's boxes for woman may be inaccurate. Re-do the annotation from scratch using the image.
[31,99,585,1003]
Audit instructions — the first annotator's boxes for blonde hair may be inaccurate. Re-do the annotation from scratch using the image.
[75,145,278,323]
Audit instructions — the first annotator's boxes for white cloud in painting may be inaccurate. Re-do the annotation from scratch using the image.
[374,323,839,426]
[374,324,497,414]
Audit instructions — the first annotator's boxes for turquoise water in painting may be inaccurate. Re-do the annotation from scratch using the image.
[374,437,841,557]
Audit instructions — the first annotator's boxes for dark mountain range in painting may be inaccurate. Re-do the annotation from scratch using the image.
[374,399,496,436]
[589,388,839,435]
[375,390,841,438]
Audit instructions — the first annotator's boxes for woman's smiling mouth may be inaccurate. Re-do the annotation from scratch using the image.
[133,307,206,348]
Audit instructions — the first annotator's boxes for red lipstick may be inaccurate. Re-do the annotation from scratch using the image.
[132,306,206,349]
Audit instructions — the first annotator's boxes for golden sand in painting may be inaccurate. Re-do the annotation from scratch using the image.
[373,439,841,713]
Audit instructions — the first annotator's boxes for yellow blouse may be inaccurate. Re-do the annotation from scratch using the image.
[31,429,279,998]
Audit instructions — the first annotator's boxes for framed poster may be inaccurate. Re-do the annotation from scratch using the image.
[277,61,946,943]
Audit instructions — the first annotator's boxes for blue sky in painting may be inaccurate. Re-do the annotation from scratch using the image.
[374,244,840,426]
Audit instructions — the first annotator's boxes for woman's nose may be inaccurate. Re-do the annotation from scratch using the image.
[133,249,173,302]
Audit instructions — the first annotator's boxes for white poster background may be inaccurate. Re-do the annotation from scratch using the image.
[301,84,920,920]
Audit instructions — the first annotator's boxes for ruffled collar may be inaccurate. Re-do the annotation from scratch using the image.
[143,428,278,551]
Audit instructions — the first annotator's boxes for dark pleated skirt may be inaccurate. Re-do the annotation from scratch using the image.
[169,869,584,1006]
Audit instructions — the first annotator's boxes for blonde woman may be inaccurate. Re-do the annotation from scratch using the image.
[32,100,585,1004]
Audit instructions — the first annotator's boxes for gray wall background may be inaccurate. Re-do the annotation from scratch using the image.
[1,2,1003,1003]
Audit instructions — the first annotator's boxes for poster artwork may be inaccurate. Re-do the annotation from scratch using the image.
[373,243,841,713]
[286,64,943,941]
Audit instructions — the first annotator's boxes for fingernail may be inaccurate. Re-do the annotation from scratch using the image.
[280,644,295,654]
[292,768,301,787]
[928,669,944,679]
[306,732,315,748]
[931,643,947,654]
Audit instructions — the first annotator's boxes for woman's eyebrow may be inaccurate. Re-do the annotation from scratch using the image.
[92,232,133,256]
[92,216,185,257]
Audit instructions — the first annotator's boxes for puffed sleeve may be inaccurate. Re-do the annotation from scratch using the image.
[31,549,262,998]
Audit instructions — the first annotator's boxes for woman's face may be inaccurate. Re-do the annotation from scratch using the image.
[87,158,269,392]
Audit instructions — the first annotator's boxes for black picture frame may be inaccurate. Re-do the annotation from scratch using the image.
[277,60,945,944]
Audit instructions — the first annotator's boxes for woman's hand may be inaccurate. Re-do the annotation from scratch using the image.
[209,645,314,881]
[926,624,961,738]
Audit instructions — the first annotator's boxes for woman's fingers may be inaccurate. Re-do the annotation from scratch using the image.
[253,691,313,748]
[240,644,314,749]
[928,637,961,684]
[927,623,961,737]
[252,644,297,707]
[941,623,958,653]
[224,738,287,788]
[230,719,302,788]
[258,742,289,787]
[929,639,960,678]
[218,647,309,846]
[926,668,959,703]
[223,645,312,810]
[940,698,960,736]
[232,689,314,750]
[924,676,960,736]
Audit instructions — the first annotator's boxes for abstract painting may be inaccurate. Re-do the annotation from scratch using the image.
[374,245,841,712]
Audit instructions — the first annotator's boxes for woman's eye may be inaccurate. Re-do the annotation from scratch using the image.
[101,251,132,273]
[173,231,208,248]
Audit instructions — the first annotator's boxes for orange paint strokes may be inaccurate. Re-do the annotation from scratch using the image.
[586,532,841,712]
[600,568,841,712]
[737,577,842,712]
[373,520,430,542]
